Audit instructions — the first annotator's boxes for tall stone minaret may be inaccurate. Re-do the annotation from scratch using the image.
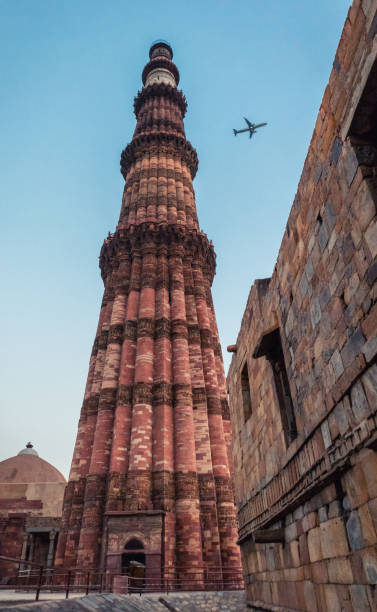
[55,41,241,588]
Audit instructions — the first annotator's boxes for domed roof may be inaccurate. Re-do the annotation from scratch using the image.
[0,444,66,484]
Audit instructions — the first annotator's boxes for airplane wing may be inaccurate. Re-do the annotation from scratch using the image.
[244,117,252,128]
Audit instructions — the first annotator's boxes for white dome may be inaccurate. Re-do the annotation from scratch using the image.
[17,442,39,457]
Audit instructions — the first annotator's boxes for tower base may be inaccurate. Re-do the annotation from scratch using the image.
[104,511,164,591]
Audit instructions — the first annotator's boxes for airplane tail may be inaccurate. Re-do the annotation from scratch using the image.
[233,129,237,136]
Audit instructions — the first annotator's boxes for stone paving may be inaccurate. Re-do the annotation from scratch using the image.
[0,591,248,611]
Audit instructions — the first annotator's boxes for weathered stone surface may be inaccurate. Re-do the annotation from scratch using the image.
[350,584,371,612]
[0,591,248,612]
[321,518,349,558]
[328,557,353,584]
[361,364,377,406]
[346,511,365,551]
[350,380,369,422]
[308,527,322,562]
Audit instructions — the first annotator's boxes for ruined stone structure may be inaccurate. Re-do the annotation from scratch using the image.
[0,444,66,582]
[55,41,241,587]
[227,2,377,610]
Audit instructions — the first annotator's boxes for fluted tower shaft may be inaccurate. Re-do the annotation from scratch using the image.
[55,41,241,588]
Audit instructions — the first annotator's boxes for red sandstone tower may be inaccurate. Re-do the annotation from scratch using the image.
[55,41,241,587]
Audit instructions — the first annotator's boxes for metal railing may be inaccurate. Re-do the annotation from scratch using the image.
[0,556,244,601]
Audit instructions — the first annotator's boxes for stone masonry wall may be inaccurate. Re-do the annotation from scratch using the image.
[227,1,377,610]
[0,514,25,581]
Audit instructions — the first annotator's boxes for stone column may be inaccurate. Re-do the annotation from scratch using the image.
[57,286,115,570]
[136,152,149,223]
[55,291,112,569]
[206,280,234,479]
[47,531,56,568]
[192,262,241,580]
[152,245,175,571]
[174,157,187,227]
[77,286,127,569]
[108,254,141,510]
[167,154,179,224]
[19,532,29,573]
[169,246,203,586]
[27,534,34,574]
[54,482,73,567]
[125,243,156,510]
[184,257,222,573]
[157,152,168,223]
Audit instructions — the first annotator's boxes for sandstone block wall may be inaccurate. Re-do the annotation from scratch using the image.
[227,1,377,610]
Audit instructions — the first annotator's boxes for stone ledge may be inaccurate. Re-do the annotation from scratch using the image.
[247,600,297,611]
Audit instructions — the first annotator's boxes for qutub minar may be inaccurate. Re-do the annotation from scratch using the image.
[55,41,242,586]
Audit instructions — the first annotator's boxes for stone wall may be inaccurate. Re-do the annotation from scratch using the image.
[227,1,377,610]
[0,482,66,517]
[0,514,26,581]
[0,482,64,582]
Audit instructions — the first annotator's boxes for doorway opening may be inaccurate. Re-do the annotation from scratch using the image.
[121,538,146,592]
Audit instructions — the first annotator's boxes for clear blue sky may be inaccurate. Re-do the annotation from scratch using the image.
[0,0,350,477]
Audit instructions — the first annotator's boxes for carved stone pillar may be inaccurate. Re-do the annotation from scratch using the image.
[27,533,34,574]
[47,531,56,568]
[19,532,29,573]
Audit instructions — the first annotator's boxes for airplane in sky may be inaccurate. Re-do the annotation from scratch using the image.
[233,117,267,138]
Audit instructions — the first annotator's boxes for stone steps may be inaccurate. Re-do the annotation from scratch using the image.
[0,591,247,611]
[160,591,247,610]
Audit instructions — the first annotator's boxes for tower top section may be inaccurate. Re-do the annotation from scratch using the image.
[149,40,173,60]
[142,39,179,87]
